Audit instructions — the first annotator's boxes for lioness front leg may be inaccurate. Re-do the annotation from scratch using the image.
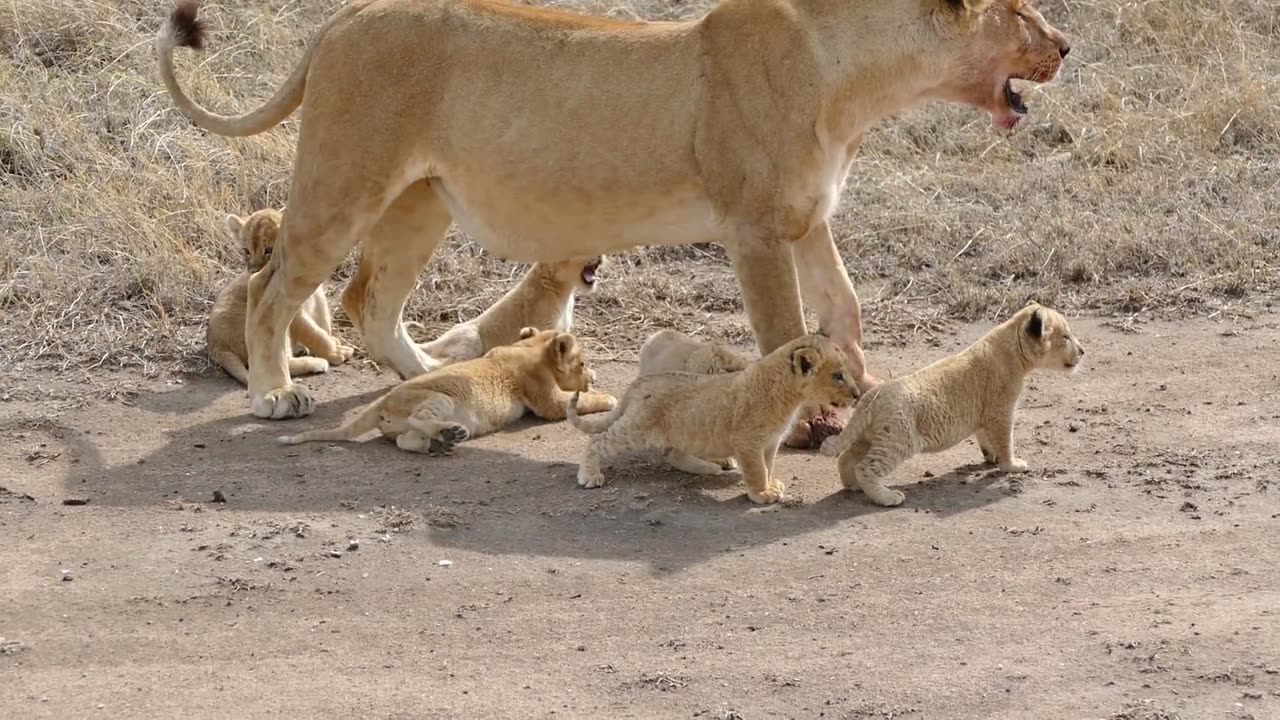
[982,416,1027,473]
[737,448,785,505]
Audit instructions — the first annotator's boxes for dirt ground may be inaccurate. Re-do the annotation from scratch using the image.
[2,314,1278,719]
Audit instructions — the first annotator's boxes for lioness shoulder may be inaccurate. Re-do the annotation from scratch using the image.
[280,327,617,453]
[820,303,1085,507]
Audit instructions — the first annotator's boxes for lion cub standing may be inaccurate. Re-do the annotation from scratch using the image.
[820,303,1085,507]
[280,328,617,454]
[568,334,858,505]
[206,208,353,385]
[417,256,605,367]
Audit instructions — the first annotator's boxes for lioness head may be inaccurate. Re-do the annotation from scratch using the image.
[225,208,283,273]
[786,335,860,408]
[541,255,607,293]
[926,0,1071,130]
[1017,303,1084,373]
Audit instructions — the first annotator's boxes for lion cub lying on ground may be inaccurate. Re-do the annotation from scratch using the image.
[568,334,858,505]
[206,208,353,385]
[280,328,616,454]
[820,303,1085,507]
[415,256,605,367]
[637,329,751,376]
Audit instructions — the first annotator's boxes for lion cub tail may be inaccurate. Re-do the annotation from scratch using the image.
[818,388,880,457]
[566,392,620,435]
[278,399,383,446]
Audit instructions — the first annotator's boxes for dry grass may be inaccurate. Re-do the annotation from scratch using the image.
[1,0,1277,375]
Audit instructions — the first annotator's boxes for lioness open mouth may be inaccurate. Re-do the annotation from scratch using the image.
[581,259,601,288]
[1003,78,1028,115]
[993,77,1030,130]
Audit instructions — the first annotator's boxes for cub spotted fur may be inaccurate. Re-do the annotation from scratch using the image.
[820,303,1085,507]
[415,256,605,368]
[636,329,752,472]
[206,208,352,385]
[279,328,617,453]
[568,334,858,505]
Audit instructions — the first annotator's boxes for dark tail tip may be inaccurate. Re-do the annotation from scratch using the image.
[170,0,206,51]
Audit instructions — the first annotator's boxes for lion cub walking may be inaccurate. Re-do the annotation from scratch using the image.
[206,208,353,385]
[280,328,617,454]
[820,303,1085,507]
[417,257,605,367]
[568,334,858,505]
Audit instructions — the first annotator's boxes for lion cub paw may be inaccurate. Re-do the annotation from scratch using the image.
[251,385,315,420]
[1000,458,1029,473]
[325,342,356,366]
[577,466,607,489]
[428,424,470,456]
[861,483,905,507]
[746,478,786,505]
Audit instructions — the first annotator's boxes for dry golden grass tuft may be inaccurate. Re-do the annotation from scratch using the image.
[1,0,1276,375]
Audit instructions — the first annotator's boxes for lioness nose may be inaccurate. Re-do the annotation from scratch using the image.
[1059,43,1071,58]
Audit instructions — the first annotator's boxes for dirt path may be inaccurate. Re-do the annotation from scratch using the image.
[2,315,1278,719]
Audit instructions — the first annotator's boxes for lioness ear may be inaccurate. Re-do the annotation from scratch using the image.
[225,214,245,237]
[942,0,993,18]
[519,326,538,339]
[1026,309,1044,340]
[791,347,819,376]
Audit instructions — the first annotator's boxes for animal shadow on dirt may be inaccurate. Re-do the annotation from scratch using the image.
[55,374,1018,571]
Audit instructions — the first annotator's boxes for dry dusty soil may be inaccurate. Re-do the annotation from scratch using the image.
[2,315,1278,719]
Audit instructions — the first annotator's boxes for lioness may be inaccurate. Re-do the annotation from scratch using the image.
[567,334,859,504]
[413,256,605,368]
[157,0,1070,450]
[279,328,617,453]
[637,329,751,377]
[820,303,1085,507]
[206,208,352,385]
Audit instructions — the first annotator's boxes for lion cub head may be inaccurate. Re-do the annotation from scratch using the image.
[1017,303,1084,373]
[925,0,1071,130]
[539,255,607,294]
[783,335,860,408]
[518,327,597,392]
[225,208,283,273]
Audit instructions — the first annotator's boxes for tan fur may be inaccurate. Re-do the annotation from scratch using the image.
[205,208,353,386]
[157,0,1070,442]
[412,256,605,368]
[637,329,751,377]
[820,303,1085,507]
[279,329,617,452]
[636,329,752,472]
[568,335,858,505]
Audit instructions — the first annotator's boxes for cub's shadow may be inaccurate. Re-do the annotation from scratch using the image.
[57,372,1019,571]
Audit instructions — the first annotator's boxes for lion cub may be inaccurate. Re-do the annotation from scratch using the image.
[568,334,858,505]
[280,328,617,454]
[206,208,353,385]
[418,256,605,367]
[637,329,751,376]
[636,329,751,473]
[820,303,1085,507]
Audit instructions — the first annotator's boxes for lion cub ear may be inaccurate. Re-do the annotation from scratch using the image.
[519,326,539,340]
[791,346,820,377]
[224,214,246,237]
[550,332,577,366]
[1025,308,1045,340]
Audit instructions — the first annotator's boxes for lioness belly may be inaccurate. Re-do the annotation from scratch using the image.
[433,179,720,261]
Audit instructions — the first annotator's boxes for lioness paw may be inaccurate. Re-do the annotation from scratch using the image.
[251,386,315,420]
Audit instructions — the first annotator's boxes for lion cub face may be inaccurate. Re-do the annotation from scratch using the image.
[929,0,1071,131]
[1022,304,1084,373]
[519,327,597,392]
[789,336,860,408]
[225,208,283,273]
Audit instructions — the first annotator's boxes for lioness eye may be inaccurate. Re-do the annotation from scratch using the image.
[264,248,273,256]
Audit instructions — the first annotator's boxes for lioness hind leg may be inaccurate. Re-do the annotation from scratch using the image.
[663,449,725,476]
[342,180,451,380]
